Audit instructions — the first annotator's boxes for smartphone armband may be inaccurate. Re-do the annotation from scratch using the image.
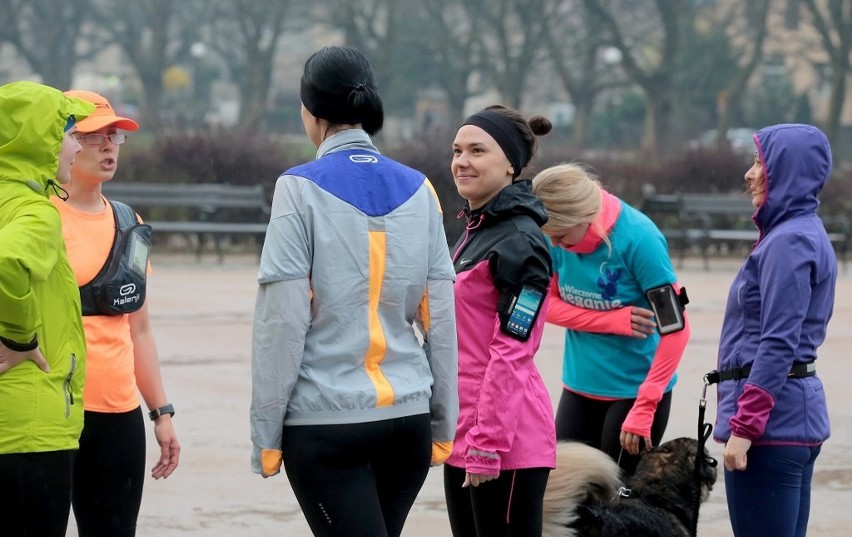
[645,285,689,335]
[500,285,546,341]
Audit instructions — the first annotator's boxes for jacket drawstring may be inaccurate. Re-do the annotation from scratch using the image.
[466,213,485,231]
[452,212,485,263]
[46,179,69,201]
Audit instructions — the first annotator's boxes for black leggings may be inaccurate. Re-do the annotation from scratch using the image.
[555,388,672,476]
[281,414,432,537]
[444,464,550,537]
[73,407,147,537]
[0,449,75,536]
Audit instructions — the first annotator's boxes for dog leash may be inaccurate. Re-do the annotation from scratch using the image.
[690,375,718,537]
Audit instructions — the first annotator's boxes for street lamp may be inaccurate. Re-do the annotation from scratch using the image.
[601,47,623,148]
[602,46,622,66]
[189,42,208,125]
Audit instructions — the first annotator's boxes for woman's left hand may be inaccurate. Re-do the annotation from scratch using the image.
[620,429,652,455]
[463,472,497,488]
[151,416,181,479]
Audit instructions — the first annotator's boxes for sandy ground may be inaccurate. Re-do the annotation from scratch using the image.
[65,254,852,537]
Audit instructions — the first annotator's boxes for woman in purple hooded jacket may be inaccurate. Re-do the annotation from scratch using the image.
[715,124,836,537]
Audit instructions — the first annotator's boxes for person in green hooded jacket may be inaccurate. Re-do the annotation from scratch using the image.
[0,81,94,536]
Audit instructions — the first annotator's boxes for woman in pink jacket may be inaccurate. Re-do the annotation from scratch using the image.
[444,105,556,537]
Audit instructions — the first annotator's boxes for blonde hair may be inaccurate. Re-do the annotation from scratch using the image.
[531,163,603,233]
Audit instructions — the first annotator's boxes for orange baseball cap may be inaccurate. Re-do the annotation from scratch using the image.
[64,89,139,132]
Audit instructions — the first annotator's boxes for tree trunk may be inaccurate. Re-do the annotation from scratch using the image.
[716,0,769,147]
[571,94,594,148]
[238,50,273,131]
[823,63,847,143]
[140,78,164,133]
[445,91,467,130]
[642,88,672,152]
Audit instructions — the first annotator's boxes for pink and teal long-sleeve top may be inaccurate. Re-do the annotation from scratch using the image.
[548,191,689,437]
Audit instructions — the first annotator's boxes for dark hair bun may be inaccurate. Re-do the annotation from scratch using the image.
[301,46,384,135]
[529,115,552,137]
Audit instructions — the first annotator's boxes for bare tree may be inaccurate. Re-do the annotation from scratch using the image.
[320,0,454,130]
[472,0,549,109]
[420,0,483,126]
[582,0,687,151]
[87,0,205,132]
[205,0,293,130]
[708,0,771,147]
[0,0,92,89]
[323,0,403,101]
[542,0,625,147]
[801,0,851,143]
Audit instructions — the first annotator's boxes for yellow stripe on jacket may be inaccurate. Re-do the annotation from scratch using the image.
[365,230,394,406]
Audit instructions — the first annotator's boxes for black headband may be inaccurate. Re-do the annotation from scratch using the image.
[462,110,530,178]
[300,76,365,126]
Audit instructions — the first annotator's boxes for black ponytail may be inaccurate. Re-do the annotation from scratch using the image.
[300,46,384,135]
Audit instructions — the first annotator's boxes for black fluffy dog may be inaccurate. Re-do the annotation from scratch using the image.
[542,437,718,537]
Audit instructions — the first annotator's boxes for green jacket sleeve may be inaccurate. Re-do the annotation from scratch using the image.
[0,202,63,344]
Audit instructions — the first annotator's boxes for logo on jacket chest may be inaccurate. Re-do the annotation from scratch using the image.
[457,258,473,269]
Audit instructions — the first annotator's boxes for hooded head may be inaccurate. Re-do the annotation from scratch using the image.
[752,123,832,232]
[0,81,95,191]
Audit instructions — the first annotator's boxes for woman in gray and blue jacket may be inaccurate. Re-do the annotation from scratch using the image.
[250,46,458,537]
[715,124,836,537]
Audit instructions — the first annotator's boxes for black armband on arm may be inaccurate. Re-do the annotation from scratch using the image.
[499,285,546,341]
[645,285,688,335]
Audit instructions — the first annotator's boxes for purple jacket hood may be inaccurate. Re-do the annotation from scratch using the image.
[753,123,832,234]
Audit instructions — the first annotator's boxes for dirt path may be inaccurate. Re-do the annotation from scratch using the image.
[66,256,852,536]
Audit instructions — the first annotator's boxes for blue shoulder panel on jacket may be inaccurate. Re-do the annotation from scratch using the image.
[286,150,425,217]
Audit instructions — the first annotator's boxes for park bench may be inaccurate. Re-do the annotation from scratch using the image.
[101,182,271,262]
[641,191,850,271]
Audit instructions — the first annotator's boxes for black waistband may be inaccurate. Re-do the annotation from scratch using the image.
[705,361,816,385]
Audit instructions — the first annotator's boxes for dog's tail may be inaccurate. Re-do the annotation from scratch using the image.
[542,442,621,537]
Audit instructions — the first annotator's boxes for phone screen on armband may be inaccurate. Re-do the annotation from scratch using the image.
[503,285,545,340]
[128,234,150,276]
[645,285,684,334]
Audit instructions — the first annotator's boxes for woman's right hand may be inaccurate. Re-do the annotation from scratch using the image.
[462,472,497,488]
[629,306,656,338]
[724,435,752,471]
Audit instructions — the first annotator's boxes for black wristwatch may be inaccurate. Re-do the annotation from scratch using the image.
[148,404,175,421]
